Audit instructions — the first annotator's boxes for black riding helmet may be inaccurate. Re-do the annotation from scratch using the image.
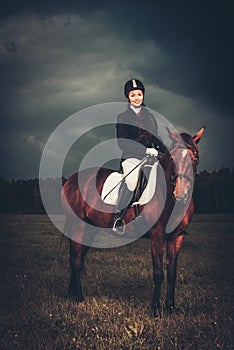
[124,79,145,98]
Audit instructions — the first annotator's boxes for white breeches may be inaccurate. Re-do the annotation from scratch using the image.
[121,158,152,191]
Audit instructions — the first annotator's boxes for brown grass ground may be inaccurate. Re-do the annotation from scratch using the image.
[0,214,233,349]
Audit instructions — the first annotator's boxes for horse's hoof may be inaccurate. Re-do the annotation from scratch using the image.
[166,303,176,315]
[68,295,84,303]
[151,304,162,318]
[68,290,84,303]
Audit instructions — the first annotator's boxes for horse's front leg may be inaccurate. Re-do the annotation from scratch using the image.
[166,233,184,314]
[68,239,89,302]
[151,233,165,318]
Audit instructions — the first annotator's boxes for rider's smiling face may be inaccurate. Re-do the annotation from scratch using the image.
[128,89,144,107]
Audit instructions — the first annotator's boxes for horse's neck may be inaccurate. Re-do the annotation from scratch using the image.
[160,152,174,179]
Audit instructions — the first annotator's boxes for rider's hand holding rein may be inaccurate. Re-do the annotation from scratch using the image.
[146,148,158,158]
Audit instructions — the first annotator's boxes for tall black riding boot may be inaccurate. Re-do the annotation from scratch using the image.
[130,165,153,231]
[142,165,152,187]
[112,182,133,235]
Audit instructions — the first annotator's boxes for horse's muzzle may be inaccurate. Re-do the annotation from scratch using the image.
[174,190,189,204]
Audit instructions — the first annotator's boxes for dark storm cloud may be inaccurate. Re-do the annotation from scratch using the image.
[0,1,233,178]
[105,2,234,118]
[1,1,233,117]
[2,40,17,52]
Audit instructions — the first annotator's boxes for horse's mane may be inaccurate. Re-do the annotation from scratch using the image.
[180,132,194,148]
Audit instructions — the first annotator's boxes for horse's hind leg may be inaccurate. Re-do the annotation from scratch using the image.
[68,239,89,302]
[166,233,184,314]
[150,231,165,318]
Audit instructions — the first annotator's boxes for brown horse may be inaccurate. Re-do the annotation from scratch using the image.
[61,127,205,317]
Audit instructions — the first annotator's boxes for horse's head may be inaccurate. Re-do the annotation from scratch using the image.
[168,127,205,202]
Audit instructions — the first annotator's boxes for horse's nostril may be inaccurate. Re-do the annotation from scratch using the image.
[174,195,184,202]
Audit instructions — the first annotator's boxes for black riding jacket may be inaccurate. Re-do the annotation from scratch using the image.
[116,105,164,161]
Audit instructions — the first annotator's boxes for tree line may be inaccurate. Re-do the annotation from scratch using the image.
[0,167,234,214]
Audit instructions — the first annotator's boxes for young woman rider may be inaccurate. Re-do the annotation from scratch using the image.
[113,79,164,234]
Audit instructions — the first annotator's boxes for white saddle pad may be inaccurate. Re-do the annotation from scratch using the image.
[101,162,158,206]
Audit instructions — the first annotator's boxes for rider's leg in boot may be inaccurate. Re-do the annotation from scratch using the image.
[132,165,152,227]
[142,165,152,188]
[112,182,133,234]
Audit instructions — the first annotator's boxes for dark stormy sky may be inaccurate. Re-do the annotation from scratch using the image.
[1,1,234,179]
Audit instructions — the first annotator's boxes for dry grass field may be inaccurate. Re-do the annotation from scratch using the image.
[0,214,233,349]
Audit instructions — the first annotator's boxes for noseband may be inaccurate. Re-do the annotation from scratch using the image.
[170,173,194,184]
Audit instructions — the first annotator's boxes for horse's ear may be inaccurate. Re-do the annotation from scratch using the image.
[193,126,206,144]
[166,127,181,142]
